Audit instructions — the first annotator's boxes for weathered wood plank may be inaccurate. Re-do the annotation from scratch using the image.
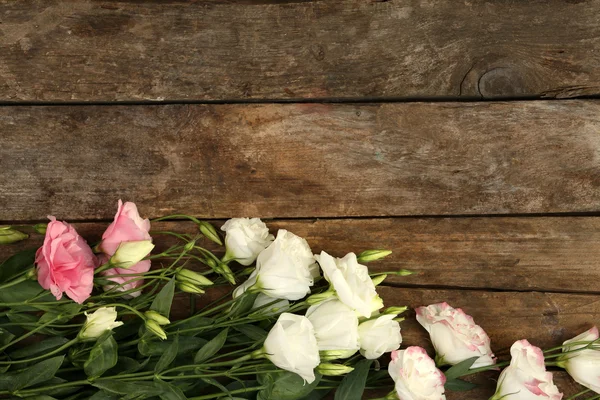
[1,1,600,101]
[2,101,600,220]
[3,217,600,293]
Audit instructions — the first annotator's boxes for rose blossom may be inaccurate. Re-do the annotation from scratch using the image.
[35,217,98,304]
[416,302,495,368]
[99,200,152,297]
[558,326,600,393]
[491,340,562,400]
[221,218,274,266]
[315,251,381,318]
[233,229,315,301]
[306,298,360,353]
[358,314,402,359]
[388,347,446,400]
[263,313,320,383]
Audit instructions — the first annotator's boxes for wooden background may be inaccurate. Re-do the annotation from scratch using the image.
[1,0,600,398]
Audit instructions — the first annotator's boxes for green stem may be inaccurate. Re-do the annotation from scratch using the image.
[565,389,592,400]
[151,214,202,224]
[188,386,266,400]
[88,303,146,321]
[163,354,253,375]
[0,275,28,290]
[0,315,61,352]
[456,361,509,377]
[0,338,78,365]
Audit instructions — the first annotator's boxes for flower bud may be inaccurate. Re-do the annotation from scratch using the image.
[206,257,218,269]
[145,310,170,326]
[371,274,387,286]
[319,349,357,361]
[216,263,236,284]
[33,223,47,235]
[79,307,124,340]
[184,240,196,252]
[177,269,214,286]
[198,222,223,245]
[306,288,335,305]
[395,269,414,276]
[177,282,205,294]
[383,306,408,316]
[0,227,28,245]
[317,363,354,376]
[25,268,38,280]
[110,240,154,269]
[357,249,392,263]
[145,319,167,340]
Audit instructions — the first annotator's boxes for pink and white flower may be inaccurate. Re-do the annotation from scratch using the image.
[416,302,495,368]
[491,340,562,400]
[558,326,600,393]
[388,347,446,400]
[99,200,153,297]
[35,217,98,304]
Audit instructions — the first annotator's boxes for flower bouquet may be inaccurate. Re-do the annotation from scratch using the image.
[0,200,598,400]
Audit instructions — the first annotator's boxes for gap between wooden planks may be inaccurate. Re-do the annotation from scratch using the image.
[2,101,600,220]
[0,1,599,101]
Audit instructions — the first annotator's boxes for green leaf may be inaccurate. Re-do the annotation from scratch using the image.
[225,380,260,400]
[39,303,82,324]
[106,356,143,375]
[234,324,268,341]
[201,377,231,396]
[9,336,69,359]
[155,335,179,373]
[155,379,187,400]
[21,396,58,400]
[0,248,36,283]
[84,332,118,378]
[258,371,322,400]
[0,327,15,347]
[2,355,64,391]
[139,336,207,357]
[228,293,259,319]
[443,356,480,381]
[0,281,54,309]
[168,315,214,332]
[89,391,120,400]
[194,328,228,364]
[334,359,372,400]
[300,390,331,400]
[150,278,176,318]
[444,378,478,391]
[92,380,158,395]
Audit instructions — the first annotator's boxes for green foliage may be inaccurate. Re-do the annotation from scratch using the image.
[258,371,322,400]
[334,359,373,400]
[84,332,119,378]
[155,334,179,373]
[194,328,228,364]
[150,278,176,318]
[0,248,36,283]
[0,355,64,392]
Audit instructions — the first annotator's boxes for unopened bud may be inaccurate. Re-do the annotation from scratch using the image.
[393,317,405,323]
[198,222,223,245]
[110,240,154,269]
[145,319,167,340]
[383,306,408,316]
[144,310,170,326]
[317,363,354,376]
[25,268,37,280]
[206,257,218,269]
[218,263,236,285]
[395,269,414,276]
[319,349,357,361]
[0,227,28,245]
[306,290,335,305]
[357,249,392,263]
[371,274,387,286]
[34,223,47,235]
[176,269,214,286]
[177,282,205,294]
[183,240,196,252]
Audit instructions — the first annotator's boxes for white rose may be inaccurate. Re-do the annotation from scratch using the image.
[558,326,600,393]
[234,230,314,301]
[79,307,124,340]
[388,347,446,400]
[416,302,495,368]
[315,251,380,318]
[491,340,562,400]
[251,293,290,316]
[306,298,360,353]
[264,313,320,383]
[358,314,402,359]
[221,218,274,266]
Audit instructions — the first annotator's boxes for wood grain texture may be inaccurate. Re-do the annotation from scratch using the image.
[3,216,600,293]
[2,101,600,220]
[1,0,600,101]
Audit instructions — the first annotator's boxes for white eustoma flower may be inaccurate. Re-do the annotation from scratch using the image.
[79,307,123,340]
[388,347,446,400]
[416,302,495,368]
[264,313,320,383]
[233,229,315,301]
[221,218,274,266]
[491,340,562,400]
[558,326,600,393]
[315,251,380,317]
[358,314,402,359]
[110,240,155,269]
[306,298,360,353]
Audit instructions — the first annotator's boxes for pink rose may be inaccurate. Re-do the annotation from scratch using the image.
[99,200,152,297]
[388,347,446,400]
[416,302,495,368]
[491,340,562,400]
[35,217,98,304]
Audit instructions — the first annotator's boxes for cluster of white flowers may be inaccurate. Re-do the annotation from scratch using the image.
[222,218,403,384]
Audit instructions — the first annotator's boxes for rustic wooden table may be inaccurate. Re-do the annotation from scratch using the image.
[1,1,600,398]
